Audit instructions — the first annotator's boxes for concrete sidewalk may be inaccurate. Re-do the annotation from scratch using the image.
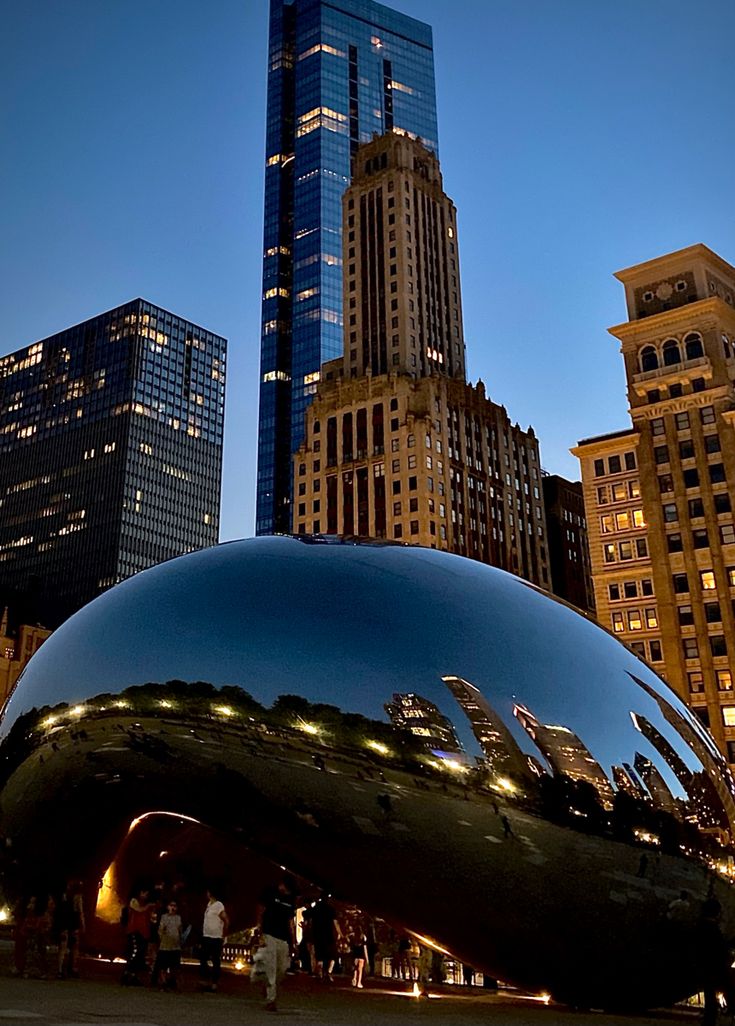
[0,957,703,1026]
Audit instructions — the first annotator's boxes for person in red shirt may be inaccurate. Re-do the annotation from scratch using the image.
[121,885,157,986]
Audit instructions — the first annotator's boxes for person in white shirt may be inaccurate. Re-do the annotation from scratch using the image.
[199,887,228,992]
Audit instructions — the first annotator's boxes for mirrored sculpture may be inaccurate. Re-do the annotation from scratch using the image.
[1,536,734,1007]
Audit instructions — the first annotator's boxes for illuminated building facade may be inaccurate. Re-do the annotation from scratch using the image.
[0,607,50,708]
[573,244,735,762]
[542,473,595,613]
[294,134,550,584]
[257,0,438,535]
[0,300,226,627]
[385,691,462,756]
[570,431,663,667]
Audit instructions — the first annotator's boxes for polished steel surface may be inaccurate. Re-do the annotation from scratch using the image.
[1,536,734,1006]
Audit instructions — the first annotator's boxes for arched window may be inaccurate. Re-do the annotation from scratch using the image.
[684,333,703,360]
[640,346,658,372]
[662,339,681,367]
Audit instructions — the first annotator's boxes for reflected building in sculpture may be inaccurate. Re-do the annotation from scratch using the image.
[0,300,226,627]
[3,536,735,1008]
[385,691,462,756]
[513,704,615,809]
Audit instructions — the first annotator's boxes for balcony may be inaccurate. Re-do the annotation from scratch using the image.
[631,356,712,397]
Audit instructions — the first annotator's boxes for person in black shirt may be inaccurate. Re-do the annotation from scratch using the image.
[258,875,296,1012]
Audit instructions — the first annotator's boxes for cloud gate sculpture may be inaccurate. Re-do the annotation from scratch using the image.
[2,536,735,1007]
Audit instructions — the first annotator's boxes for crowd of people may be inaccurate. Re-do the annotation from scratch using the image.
[12,880,85,980]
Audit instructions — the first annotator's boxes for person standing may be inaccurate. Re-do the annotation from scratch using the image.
[350,928,368,989]
[310,894,340,981]
[151,899,183,990]
[199,887,228,992]
[55,881,85,979]
[258,875,296,1013]
[121,885,156,986]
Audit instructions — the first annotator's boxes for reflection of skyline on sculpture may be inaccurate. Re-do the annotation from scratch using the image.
[4,536,735,1009]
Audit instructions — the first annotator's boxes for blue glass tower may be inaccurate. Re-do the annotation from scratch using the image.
[256,0,438,534]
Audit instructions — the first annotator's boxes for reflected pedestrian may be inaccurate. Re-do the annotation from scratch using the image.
[151,899,183,991]
[350,929,368,988]
[199,887,228,993]
[121,885,156,986]
[55,880,85,979]
[697,898,730,1026]
[258,874,296,1013]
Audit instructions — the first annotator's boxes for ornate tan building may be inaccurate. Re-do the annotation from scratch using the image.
[0,609,50,709]
[293,133,550,587]
[573,244,735,760]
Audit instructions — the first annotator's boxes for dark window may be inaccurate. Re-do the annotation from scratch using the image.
[623,581,637,598]
[647,389,661,403]
[679,440,695,459]
[705,602,722,623]
[662,339,680,366]
[654,445,669,465]
[392,481,401,495]
[683,468,699,488]
[649,640,663,662]
[593,459,604,477]
[641,579,654,596]
[711,636,728,657]
[673,573,689,593]
[694,708,710,728]
[678,605,694,626]
[636,538,648,557]
[608,584,620,600]
[705,433,721,453]
[394,524,403,539]
[667,533,683,552]
[692,377,706,392]
[693,529,709,549]
[663,503,678,523]
[640,346,658,371]
[608,455,622,474]
[408,476,417,491]
[710,464,726,484]
[669,383,683,399]
[410,520,419,535]
[624,451,636,470]
[685,332,704,359]
[390,418,399,431]
[689,498,705,518]
[658,474,673,493]
[715,493,731,514]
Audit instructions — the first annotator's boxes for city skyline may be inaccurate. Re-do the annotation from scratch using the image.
[3,0,733,540]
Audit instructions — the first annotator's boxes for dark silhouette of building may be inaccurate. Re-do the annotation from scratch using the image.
[0,300,226,627]
[256,0,439,535]
[542,473,594,613]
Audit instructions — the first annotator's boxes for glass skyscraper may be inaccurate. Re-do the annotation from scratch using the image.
[0,299,226,627]
[256,0,438,534]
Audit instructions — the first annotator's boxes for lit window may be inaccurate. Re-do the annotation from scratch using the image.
[723,708,735,728]
[700,570,716,591]
[627,609,643,631]
[718,670,733,691]
[612,612,624,633]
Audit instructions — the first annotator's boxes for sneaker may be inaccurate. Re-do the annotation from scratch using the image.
[357,982,364,988]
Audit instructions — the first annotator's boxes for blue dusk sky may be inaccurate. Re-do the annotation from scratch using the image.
[2,0,733,540]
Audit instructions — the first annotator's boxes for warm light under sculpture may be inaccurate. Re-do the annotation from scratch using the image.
[1,536,734,1007]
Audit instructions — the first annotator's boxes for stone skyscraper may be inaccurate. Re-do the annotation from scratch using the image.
[294,133,550,587]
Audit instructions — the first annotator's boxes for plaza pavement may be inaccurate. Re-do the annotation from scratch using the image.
[0,955,705,1026]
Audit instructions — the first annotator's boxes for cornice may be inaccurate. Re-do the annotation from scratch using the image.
[609,297,735,346]
[613,244,734,283]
